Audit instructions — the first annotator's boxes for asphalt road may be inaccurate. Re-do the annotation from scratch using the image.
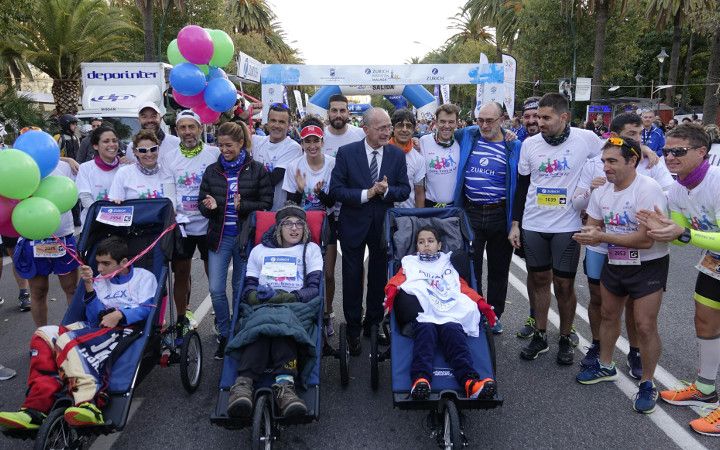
[0,238,716,449]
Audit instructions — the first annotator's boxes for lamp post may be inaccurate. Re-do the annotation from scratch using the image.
[650,84,673,113]
[635,74,643,98]
[657,47,669,85]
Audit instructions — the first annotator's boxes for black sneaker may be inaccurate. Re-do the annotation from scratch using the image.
[18,293,30,312]
[520,331,549,360]
[214,337,227,360]
[568,326,580,347]
[626,350,643,380]
[347,336,362,357]
[557,335,575,365]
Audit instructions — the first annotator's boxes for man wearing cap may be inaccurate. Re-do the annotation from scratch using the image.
[252,103,302,211]
[162,110,220,337]
[517,97,541,143]
[126,101,181,160]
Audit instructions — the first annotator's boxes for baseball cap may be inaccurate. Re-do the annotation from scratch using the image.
[138,101,161,115]
[175,110,201,126]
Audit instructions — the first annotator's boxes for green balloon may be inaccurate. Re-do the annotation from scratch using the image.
[12,197,60,241]
[208,29,234,68]
[32,175,78,213]
[198,64,210,75]
[0,149,41,200]
[167,39,187,66]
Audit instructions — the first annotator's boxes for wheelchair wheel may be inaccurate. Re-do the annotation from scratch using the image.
[369,324,379,391]
[34,408,83,450]
[251,394,274,450]
[338,323,349,386]
[180,330,203,393]
[440,399,462,450]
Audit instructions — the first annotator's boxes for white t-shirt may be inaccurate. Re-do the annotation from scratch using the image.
[322,125,365,158]
[282,155,335,211]
[76,160,120,224]
[94,267,158,310]
[246,242,323,292]
[52,161,76,237]
[160,144,220,235]
[396,148,426,208]
[519,128,602,232]
[587,174,668,262]
[637,157,675,190]
[108,164,174,202]
[668,166,720,232]
[399,252,480,337]
[419,134,460,204]
[251,135,302,211]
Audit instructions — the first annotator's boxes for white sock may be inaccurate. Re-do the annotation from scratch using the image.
[697,335,720,383]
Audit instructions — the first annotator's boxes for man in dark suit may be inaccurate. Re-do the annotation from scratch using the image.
[330,108,410,355]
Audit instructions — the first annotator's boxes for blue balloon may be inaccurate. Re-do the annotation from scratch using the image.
[204,78,237,113]
[208,67,228,80]
[169,63,207,96]
[13,130,59,178]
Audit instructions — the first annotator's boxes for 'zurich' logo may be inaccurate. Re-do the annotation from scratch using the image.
[432,68,439,75]
[365,68,371,75]
[479,157,489,167]
[330,68,336,77]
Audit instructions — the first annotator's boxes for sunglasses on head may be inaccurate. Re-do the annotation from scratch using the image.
[661,146,697,157]
[136,145,158,154]
[270,102,289,111]
[607,136,640,158]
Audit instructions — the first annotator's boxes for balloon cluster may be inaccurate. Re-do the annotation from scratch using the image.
[168,26,237,124]
[0,131,77,240]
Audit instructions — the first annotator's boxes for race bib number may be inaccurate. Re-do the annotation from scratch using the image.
[32,238,66,258]
[607,244,640,266]
[536,187,567,208]
[261,256,298,278]
[696,251,720,281]
[181,195,199,213]
[96,206,133,227]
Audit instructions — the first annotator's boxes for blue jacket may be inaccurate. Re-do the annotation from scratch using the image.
[452,126,521,233]
[642,125,665,156]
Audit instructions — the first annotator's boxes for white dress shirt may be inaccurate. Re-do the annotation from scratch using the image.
[361,139,388,203]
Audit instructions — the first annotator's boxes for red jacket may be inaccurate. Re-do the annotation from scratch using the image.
[384,268,497,327]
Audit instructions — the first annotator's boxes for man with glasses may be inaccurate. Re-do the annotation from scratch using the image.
[419,104,462,207]
[637,123,720,434]
[641,109,665,157]
[452,102,521,334]
[253,103,302,211]
[510,93,602,365]
[574,137,669,414]
[330,107,410,356]
[391,109,425,208]
[322,94,365,158]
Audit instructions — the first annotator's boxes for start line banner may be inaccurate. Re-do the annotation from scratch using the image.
[260,64,504,86]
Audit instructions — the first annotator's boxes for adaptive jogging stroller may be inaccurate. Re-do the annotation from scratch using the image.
[368,207,503,449]
[211,210,331,450]
[3,198,203,450]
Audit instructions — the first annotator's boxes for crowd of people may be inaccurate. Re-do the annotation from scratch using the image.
[0,91,719,435]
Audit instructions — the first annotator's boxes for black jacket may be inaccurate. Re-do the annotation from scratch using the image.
[198,156,273,251]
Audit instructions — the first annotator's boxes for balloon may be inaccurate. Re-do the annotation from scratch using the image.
[208,29,234,68]
[0,220,19,238]
[169,63,207,96]
[198,64,210,76]
[204,78,237,113]
[193,103,222,124]
[208,67,228,80]
[12,130,60,178]
[0,196,19,237]
[32,176,78,213]
[167,39,187,66]
[177,25,214,65]
[0,150,41,200]
[173,90,205,108]
[12,197,60,241]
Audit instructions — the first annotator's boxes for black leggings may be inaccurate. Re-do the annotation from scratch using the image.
[236,336,298,381]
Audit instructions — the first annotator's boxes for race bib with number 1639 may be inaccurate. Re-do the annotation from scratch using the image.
[536,187,567,208]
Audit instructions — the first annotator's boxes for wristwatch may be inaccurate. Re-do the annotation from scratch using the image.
[678,227,692,244]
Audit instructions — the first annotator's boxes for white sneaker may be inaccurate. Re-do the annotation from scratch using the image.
[0,365,17,381]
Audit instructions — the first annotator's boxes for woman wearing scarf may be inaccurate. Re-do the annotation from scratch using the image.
[76,126,122,226]
[390,109,426,208]
[108,130,175,205]
[199,121,273,358]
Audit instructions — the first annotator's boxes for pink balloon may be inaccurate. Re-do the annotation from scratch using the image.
[174,90,205,108]
[0,196,20,237]
[177,25,214,65]
[193,103,221,124]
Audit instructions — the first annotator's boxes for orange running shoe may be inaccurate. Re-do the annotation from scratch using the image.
[411,378,430,400]
[660,383,719,408]
[689,406,720,437]
[465,378,496,399]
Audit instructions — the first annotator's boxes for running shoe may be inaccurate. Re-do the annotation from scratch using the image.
[576,360,618,384]
[324,316,335,337]
[569,326,579,347]
[64,402,104,427]
[465,378,496,399]
[18,292,30,312]
[0,365,16,381]
[626,350,643,380]
[0,296,4,306]
[0,409,45,431]
[185,310,198,329]
[520,331,548,360]
[491,319,503,335]
[557,335,575,365]
[634,380,658,414]
[411,378,431,400]
[689,406,720,437]
[660,383,720,408]
[580,342,600,368]
[516,316,536,339]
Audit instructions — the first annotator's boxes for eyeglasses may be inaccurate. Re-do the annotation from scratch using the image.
[392,122,415,130]
[661,146,697,157]
[136,145,158,154]
[281,220,304,229]
[476,117,499,125]
[270,102,289,111]
[607,136,640,157]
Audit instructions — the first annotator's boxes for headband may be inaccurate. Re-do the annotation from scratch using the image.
[523,100,539,112]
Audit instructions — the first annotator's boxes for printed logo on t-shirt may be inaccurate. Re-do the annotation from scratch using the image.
[177,171,202,187]
[602,201,637,229]
[420,267,457,312]
[303,188,321,209]
[139,188,163,199]
[428,154,457,173]
[538,156,571,176]
[691,206,718,231]
[95,189,109,201]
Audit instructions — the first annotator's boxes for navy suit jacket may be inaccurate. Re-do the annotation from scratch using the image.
[330,139,410,248]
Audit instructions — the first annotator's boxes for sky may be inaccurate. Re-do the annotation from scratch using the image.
[269,0,468,65]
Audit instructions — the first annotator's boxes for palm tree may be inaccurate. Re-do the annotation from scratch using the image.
[230,0,275,35]
[701,6,720,124]
[461,0,522,61]
[0,41,32,89]
[447,8,495,49]
[12,0,136,115]
[588,1,629,100]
